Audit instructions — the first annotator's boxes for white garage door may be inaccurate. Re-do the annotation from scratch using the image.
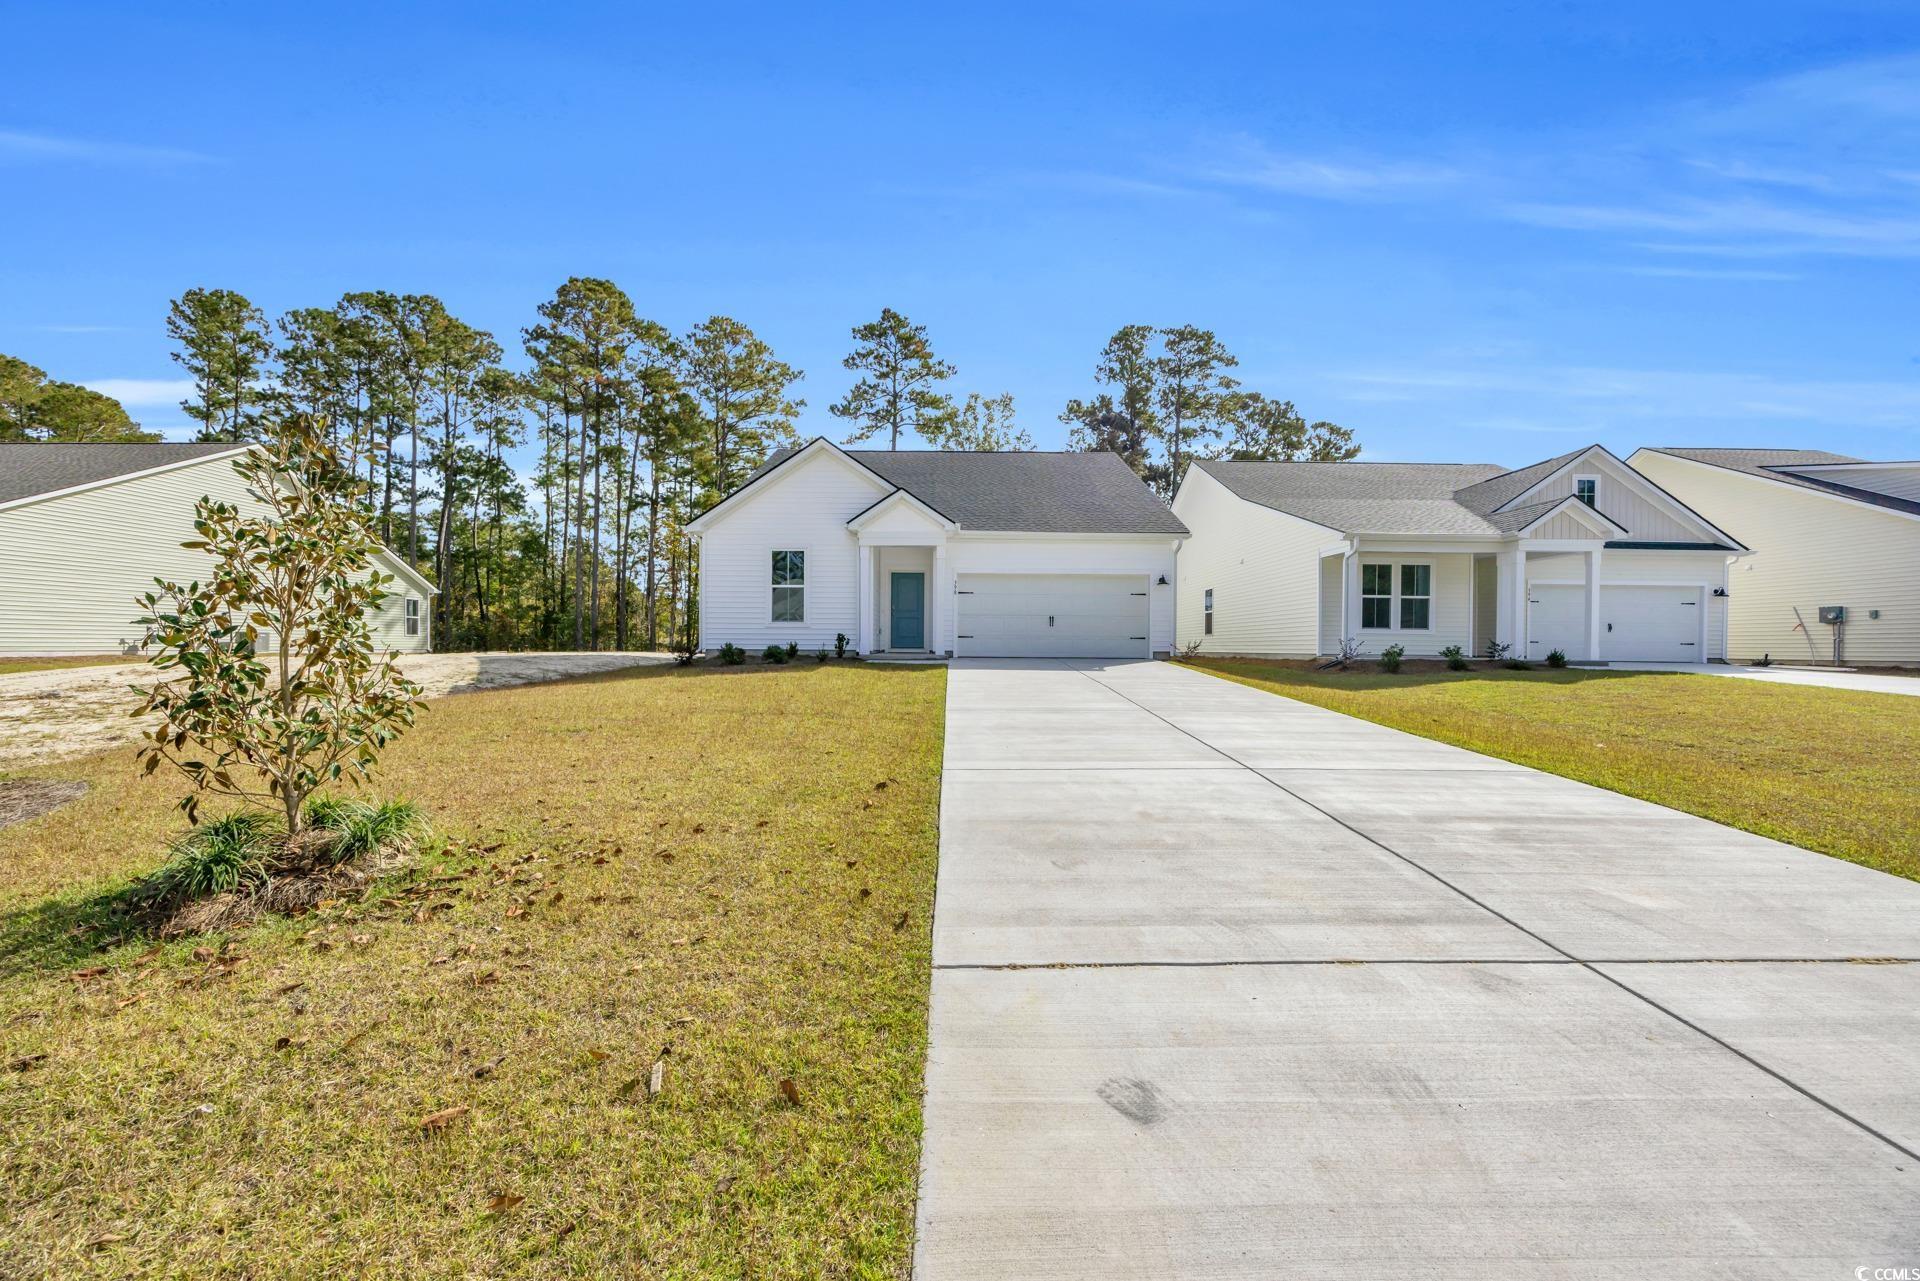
[1528,584,1703,663]
[955,574,1149,658]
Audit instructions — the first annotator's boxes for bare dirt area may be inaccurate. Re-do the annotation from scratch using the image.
[0,652,671,769]
[0,780,89,828]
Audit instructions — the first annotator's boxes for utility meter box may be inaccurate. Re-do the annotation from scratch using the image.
[1818,605,1847,624]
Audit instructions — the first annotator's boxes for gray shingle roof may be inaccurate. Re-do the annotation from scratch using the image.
[0,442,241,505]
[738,442,1187,535]
[1194,449,1720,543]
[1644,447,1920,519]
[1193,459,1510,534]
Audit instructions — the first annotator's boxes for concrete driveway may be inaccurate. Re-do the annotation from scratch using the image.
[916,658,1920,1279]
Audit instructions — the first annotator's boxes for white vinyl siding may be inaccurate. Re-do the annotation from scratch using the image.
[697,449,884,652]
[1630,452,1920,666]
[1173,466,1332,657]
[1345,550,1474,656]
[0,454,432,656]
[1507,451,1706,543]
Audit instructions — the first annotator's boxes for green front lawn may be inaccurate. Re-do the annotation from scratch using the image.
[0,662,945,1278]
[0,655,135,676]
[1192,659,1920,883]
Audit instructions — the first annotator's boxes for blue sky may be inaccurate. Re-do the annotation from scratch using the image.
[3,1,1918,467]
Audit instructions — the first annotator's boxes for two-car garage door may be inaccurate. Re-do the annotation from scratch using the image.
[954,574,1149,658]
[1527,584,1704,662]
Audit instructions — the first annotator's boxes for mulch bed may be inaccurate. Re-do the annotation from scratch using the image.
[0,779,88,830]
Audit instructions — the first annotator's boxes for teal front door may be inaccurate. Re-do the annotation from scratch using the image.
[890,572,925,649]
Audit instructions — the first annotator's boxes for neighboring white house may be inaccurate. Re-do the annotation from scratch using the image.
[1629,448,1920,667]
[0,443,437,657]
[1173,444,1750,663]
[686,439,1188,658]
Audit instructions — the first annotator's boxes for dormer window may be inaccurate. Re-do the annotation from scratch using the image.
[1574,476,1598,508]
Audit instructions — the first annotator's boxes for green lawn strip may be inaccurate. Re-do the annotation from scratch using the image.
[0,655,134,676]
[0,662,944,1279]
[1190,659,1920,883]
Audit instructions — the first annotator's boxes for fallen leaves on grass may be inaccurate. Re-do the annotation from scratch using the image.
[419,1105,469,1134]
[777,1077,800,1107]
[486,1192,524,1214]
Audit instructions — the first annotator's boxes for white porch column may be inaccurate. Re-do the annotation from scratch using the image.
[1497,546,1528,656]
[857,542,875,654]
[932,544,949,655]
[1341,551,1359,651]
[1583,546,1603,662]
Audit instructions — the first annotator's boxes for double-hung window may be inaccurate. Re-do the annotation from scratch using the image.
[1398,564,1431,630]
[404,597,421,636]
[1203,588,1214,635]
[1360,564,1393,629]
[771,550,805,622]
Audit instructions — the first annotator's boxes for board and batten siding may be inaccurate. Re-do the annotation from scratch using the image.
[0,454,431,657]
[1630,452,1920,666]
[1507,451,1704,543]
[697,448,886,652]
[1174,466,1332,656]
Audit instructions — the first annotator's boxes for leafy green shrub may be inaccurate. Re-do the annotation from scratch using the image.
[1545,648,1568,668]
[718,642,745,665]
[785,641,800,660]
[1484,640,1511,663]
[305,797,427,864]
[1378,643,1405,674]
[147,812,279,900]
[1439,644,1469,671]
[1504,659,1533,671]
[834,633,849,659]
[763,644,789,665]
[815,649,829,663]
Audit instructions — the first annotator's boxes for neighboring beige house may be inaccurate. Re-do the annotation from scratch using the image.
[0,443,436,657]
[1629,448,1920,667]
[687,439,1186,658]
[1174,444,1749,663]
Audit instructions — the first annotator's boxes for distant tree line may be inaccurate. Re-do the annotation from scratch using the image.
[4,297,1355,652]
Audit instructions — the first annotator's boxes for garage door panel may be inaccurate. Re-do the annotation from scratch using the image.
[956,574,1148,658]
[1528,583,1703,663]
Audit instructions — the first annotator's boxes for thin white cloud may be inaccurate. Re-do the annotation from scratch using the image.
[0,128,213,166]
[81,378,194,408]
[1195,135,1461,199]
[1613,264,1801,282]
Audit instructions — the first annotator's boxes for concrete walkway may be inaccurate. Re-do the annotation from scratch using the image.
[915,659,1920,1279]
[1605,661,1920,698]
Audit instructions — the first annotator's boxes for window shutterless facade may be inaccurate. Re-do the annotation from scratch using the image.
[771,550,805,622]
[404,597,420,636]
[1203,588,1213,635]
[1574,476,1598,507]
[1360,561,1433,631]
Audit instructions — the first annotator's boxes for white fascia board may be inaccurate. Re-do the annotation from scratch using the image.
[685,438,891,533]
[1517,493,1628,538]
[845,487,958,532]
[0,446,253,514]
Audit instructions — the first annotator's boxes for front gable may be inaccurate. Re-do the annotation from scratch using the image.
[1499,446,1740,546]
[846,488,957,538]
[687,439,893,534]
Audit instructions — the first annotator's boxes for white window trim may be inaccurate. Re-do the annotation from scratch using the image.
[404,597,421,636]
[1203,588,1214,635]
[1358,559,1435,633]
[770,547,807,624]
[1573,474,1601,508]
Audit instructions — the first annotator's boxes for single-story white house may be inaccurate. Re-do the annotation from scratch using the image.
[686,438,1188,658]
[1629,448,1920,667]
[0,442,437,657]
[1173,444,1750,663]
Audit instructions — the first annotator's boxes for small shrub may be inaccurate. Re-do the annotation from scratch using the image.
[1505,659,1533,671]
[834,633,850,659]
[147,813,279,901]
[1176,639,1203,661]
[1484,640,1512,663]
[1331,636,1362,670]
[1439,644,1469,672]
[815,649,828,663]
[305,797,427,865]
[1378,643,1405,674]
[763,644,788,665]
[1545,648,1568,668]
[785,641,799,660]
[718,642,746,665]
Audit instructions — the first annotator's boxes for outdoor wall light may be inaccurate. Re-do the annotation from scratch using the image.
[1156,575,1169,585]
